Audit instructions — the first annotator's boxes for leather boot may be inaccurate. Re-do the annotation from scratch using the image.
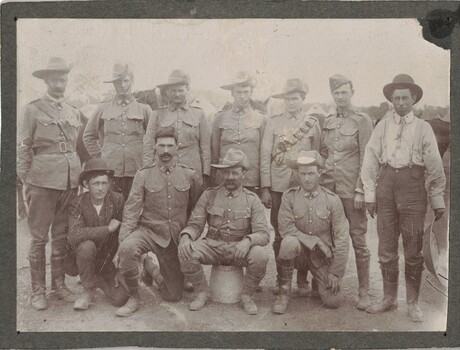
[74,287,95,311]
[241,274,262,315]
[367,268,398,314]
[141,254,163,288]
[308,278,320,298]
[187,267,209,311]
[356,258,371,310]
[115,271,141,317]
[30,253,47,310]
[51,244,79,303]
[31,288,47,311]
[272,259,294,314]
[296,269,309,297]
[405,265,424,322]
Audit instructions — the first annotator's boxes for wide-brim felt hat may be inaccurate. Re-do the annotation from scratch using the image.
[103,62,132,83]
[286,150,324,169]
[383,74,423,104]
[211,148,250,170]
[157,69,191,88]
[32,57,72,79]
[79,158,115,186]
[272,78,309,99]
[221,71,257,90]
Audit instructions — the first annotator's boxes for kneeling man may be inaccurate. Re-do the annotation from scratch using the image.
[67,158,128,310]
[178,149,270,315]
[272,151,350,314]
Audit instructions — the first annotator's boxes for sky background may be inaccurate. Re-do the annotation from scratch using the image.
[17,18,450,112]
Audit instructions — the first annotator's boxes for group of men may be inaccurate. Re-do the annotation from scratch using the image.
[17,57,446,323]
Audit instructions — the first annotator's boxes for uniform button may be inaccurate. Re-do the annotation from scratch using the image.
[334,151,337,153]
[309,231,312,234]
[168,195,171,199]
[239,120,242,123]
[294,215,297,219]
[337,125,341,128]
[334,162,337,165]
[178,131,182,134]
[168,208,171,210]
[178,143,182,146]
[168,219,171,223]
[395,170,399,173]
[122,144,125,147]
[335,138,338,141]
[238,132,241,135]
[60,133,64,136]
[309,220,312,223]
[168,182,171,186]
[227,220,230,223]
[179,155,183,158]
[309,208,312,211]
[237,142,241,145]
[228,209,231,211]
[122,122,125,126]
[122,133,125,136]
[229,196,232,199]
[178,119,182,122]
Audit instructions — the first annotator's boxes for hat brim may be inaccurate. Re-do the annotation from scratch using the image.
[383,82,423,104]
[157,81,189,89]
[220,80,256,91]
[102,78,121,83]
[79,169,115,186]
[271,88,307,99]
[286,157,321,170]
[32,69,70,80]
[211,160,250,170]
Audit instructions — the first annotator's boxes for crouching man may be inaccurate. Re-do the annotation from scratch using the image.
[272,151,350,314]
[178,149,270,315]
[66,158,128,310]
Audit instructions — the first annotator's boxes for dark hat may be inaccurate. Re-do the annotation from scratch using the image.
[103,63,132,83]
[211,148,250,170]
[329,74,352,92]
[287,150,324,169]
[383,74,423,104]
[272,78,309,99]
[32,57,72,79]
[79,158,114,186]
[157,69,191,88]
[220,71,257,90]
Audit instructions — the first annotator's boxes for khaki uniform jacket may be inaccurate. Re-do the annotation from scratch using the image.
[83,96,153,177]
[278,185,350,277]
[119,162,203,247]
[17,95,82,190]
[211,104,267,187]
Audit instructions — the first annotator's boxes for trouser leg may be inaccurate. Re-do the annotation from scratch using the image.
[270,190,283,283]
[241,246,269,295]
[99,266,129,307]
[76,240,98,289]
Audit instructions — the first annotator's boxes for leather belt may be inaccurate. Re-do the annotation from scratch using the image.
[34,141,75,155]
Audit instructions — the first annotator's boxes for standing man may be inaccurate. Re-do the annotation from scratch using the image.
[178,149,270,315]
[260,78,321,290]
[83,63,153,200]
[66,158,128,310]
[361,74,446,322]
[17,57,82,310]
[143,70,211,187]
[320,74,374,310]
[272,151,349,314]
[113,127,202,317]
[211,71,267,193]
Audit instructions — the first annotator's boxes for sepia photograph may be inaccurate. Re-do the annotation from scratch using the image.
[15,17,450,334]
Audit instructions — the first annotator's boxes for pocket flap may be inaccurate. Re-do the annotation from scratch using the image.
[174,182,191,192]
[207,206,224,217]
[234,209,250,219]
[315,208,331,220]
[126,115,144,121]
[339,127,358,136]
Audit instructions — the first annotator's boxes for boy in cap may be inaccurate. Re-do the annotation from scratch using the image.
[17,57,83,310]
[320,74,374,310]
[361,74,446,322]
[211,71,267,193]
[178,148,270,315]
[66,158,130,310]
[272,151,350,314]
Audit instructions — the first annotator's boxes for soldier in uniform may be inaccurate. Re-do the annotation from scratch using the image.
[260,78,321,292]
[83,63,153,200]
[272,151,350,314]
[66,158,128,311]
[17,57,82,310]
[178,149,270,315]
[113,127,203,317]
[143,70,211,187]
[320,74,374,310]
[361,74,446,322]
[211,71,267,193]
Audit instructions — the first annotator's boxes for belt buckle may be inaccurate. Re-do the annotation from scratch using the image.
[59,141,68,152]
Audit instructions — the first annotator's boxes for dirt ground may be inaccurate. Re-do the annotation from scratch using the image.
[16,152,449,332]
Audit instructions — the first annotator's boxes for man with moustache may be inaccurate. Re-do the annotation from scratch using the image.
[143,70,211,187]
[320,74,374,310]
[211,71,267,193]
[361,74,446,322]
[272,151,350,314]
[17,57,82,310]
[83,63,153,200]
[113,127,202,317]
[178,149,270,315]
[260,78,321,292]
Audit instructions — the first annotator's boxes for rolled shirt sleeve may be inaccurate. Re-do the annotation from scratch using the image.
[361,122,384,203]
[356,114,374,193]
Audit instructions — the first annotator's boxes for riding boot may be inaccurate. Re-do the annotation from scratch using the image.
[115,269,141,317]
[29,251,47,310]
[272,259,294,314]
[356,258,371,310]
[405,264,424,322]
[366,266,398,314]
[187,267,209,311]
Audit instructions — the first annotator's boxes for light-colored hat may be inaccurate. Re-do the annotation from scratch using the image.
[220,71,257,90]
[211,148,250,170]
[32,57,72,79]
[103,63,132,83]
[286,150,324,169]
[79,158,114,186]
[329,74,352,92]
[272,78,309,99]
[383,74,423,104]
[157,69,191,88]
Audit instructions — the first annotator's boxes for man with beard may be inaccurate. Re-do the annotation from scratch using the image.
[83,63,153,200]
[113,127,202,317]
[143,70,211,187]
[17,57,82,310]
[211,71,267,193]
[361,74,446,322]
[272,151,349,314]
[178,149,270,315]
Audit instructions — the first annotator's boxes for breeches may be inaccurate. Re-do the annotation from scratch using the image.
[340,197,370,262]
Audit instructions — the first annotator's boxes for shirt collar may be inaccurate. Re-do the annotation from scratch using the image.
[159,161,177,174]
[168,101,189,111]
[336,106,355,118]
[45,93,66,107]
[116,94,133,106]
[285,109,302,119]
[393,111,415,124]
[224,185,243,198]
[232,103,250,114]
[301,187,319,198]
